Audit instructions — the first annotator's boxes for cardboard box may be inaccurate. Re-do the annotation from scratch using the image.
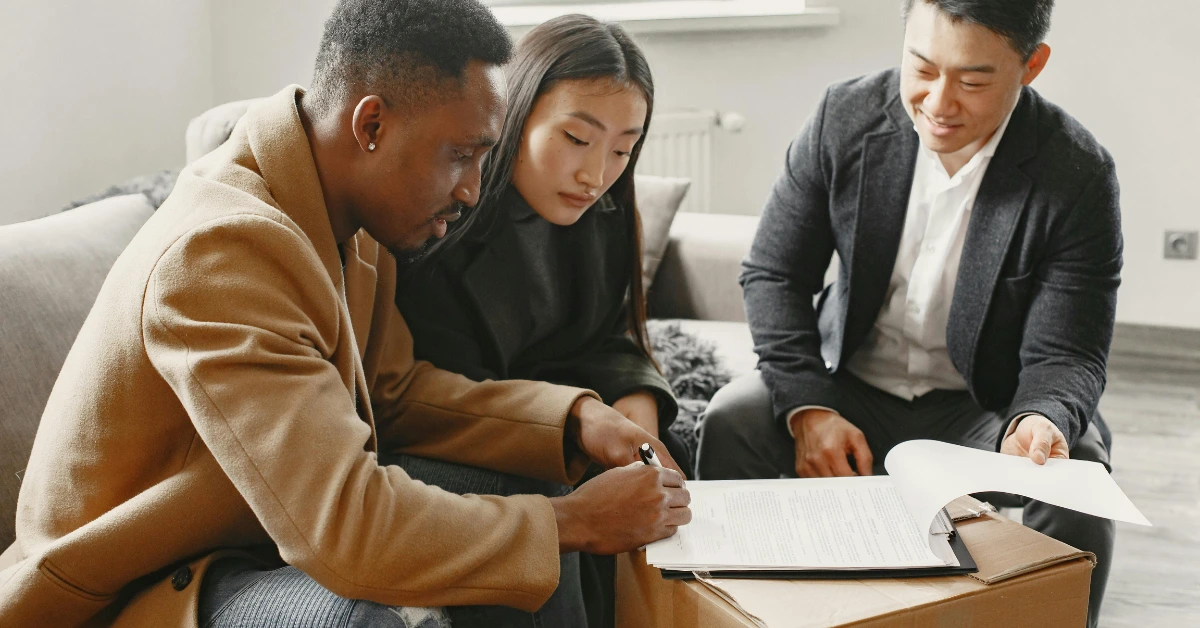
[617,502,1094,627]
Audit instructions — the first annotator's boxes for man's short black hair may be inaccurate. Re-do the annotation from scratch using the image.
[902,0,1054,60]
[309,0,513,115]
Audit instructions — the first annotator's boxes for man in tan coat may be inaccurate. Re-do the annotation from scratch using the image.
[0,0,689,625]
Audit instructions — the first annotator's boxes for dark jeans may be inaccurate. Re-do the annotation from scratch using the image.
[695,371,1115,628]
[198,454,585,628]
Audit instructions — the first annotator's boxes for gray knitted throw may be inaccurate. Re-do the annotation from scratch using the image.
[648,320,732,460]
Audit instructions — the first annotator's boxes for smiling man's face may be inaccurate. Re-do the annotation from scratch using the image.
[899,0,1048,169]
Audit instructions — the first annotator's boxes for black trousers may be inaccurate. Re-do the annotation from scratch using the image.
[695,371,1115,628]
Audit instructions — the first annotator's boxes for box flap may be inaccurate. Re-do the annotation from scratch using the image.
[955,511,1096,584]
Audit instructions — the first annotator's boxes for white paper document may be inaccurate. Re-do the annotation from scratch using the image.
[884,439,1153,534]
[647,476,958,571]
[646,440,1149,573]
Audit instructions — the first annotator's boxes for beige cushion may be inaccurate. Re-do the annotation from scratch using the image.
[634,174,690,291]
[648,212,759,322]
[0,195,154,548]
[185,98,265,164]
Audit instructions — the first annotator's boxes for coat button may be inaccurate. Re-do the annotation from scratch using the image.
[171,566,193,591]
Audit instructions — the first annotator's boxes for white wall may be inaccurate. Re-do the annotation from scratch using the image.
[5,0,1196,328]
[209,0,335,104]
[636,0,903,215]
[0,1,215,226]
[638,0,1200,329]
[1033,0,1200,328]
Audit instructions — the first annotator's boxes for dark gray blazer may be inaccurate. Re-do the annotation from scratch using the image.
[741,68,1123,449]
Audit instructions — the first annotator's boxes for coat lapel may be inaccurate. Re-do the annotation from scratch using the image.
[842,94,919,362]
[946,90,1037,379]
[244,86,345,297]
[461,221,532,373]
[244,85,373,437]
[523,206,626,364]
[342,231,379,364]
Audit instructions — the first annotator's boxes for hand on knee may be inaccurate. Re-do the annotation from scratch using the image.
[791,409,874,478]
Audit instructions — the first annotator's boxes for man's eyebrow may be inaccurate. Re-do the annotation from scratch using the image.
[907,48,996,73]
[567,111,644,136]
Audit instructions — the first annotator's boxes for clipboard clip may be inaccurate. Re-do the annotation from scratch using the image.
[931,508,957,540]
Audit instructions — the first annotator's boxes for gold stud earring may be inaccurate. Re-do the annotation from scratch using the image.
[368,142,376,151]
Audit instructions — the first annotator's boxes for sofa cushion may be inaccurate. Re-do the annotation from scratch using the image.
[0,194,154,548]
[648,212,759,322]
[634,175,690,292]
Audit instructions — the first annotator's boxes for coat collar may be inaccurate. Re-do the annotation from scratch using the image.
[842,91,920,362]
[241,85,346,295]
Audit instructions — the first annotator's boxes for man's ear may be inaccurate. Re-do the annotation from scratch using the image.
[1022,43,1051,86]
[351,95,386,153]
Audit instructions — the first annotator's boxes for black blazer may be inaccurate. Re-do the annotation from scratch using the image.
[742,69,1122,449]
[397,190,679,435]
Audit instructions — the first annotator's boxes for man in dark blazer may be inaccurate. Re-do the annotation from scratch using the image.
[696,1,1120,625]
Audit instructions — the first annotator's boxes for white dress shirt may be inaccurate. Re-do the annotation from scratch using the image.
[846,109,1015,400]
[787,108,1016,433]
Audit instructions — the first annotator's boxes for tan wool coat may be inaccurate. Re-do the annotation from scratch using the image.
[0,86,593,627]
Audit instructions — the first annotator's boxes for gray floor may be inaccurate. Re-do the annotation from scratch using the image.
[1096,362,1200,627]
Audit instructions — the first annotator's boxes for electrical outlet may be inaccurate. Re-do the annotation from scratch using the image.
[1164,231,1199,260]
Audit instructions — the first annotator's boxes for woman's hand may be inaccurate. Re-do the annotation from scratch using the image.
[612,390,660,438]
[568,396,684,477]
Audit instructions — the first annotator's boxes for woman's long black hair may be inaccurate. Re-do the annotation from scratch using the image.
[454,14,658,361]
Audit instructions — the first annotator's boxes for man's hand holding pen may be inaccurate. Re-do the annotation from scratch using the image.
[551,397,691,555]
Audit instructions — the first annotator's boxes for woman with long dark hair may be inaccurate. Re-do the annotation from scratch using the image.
[397,14,682,627]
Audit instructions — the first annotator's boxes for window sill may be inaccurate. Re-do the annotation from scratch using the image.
[493,1,841,36]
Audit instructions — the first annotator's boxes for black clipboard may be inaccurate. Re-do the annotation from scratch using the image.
[659,519,977,581]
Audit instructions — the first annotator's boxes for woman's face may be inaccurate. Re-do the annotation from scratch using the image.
[511,78,648,226]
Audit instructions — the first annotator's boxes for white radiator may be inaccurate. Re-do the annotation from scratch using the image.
[637,109,744,213]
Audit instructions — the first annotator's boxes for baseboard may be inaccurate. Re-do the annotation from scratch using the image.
[1108,323,1200,375]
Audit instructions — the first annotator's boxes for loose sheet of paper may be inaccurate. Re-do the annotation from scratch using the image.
[646,476,956,571]
[884,440,1152,541]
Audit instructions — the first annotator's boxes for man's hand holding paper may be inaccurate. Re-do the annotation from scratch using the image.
[1001,414,1071,465]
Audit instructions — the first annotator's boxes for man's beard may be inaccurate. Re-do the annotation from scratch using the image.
[388,201,465,264]
[388,237,436,264]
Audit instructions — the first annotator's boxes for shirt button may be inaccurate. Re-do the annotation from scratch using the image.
[171,566,193,591]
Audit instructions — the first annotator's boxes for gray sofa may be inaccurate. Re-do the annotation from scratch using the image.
[0,174,759,556]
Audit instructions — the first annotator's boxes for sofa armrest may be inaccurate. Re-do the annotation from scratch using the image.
[647,212,759,323]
